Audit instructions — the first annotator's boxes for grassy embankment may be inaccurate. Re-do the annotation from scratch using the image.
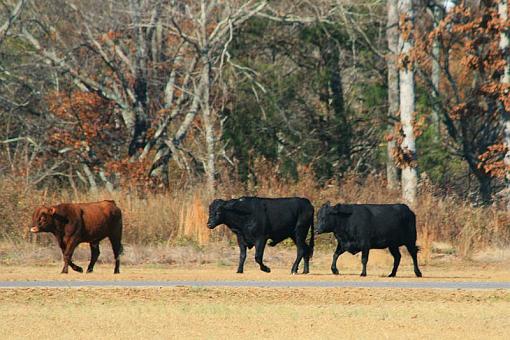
[1,172,509,267]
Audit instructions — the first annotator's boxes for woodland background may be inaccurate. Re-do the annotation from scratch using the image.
[0,0,509,257]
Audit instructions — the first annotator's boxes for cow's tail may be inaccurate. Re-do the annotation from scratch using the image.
[308,220,315,259]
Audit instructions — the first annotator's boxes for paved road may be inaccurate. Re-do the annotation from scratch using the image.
[0,280,509,289]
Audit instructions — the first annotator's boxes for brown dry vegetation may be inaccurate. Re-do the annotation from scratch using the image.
[1,170,509,266]
[0,286,509,339]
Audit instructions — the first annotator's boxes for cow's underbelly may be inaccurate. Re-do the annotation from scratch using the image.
[268,228,292,246]
[80,229,109,243]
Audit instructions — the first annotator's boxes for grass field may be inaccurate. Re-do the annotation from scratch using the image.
[1,285,509,339]
[1,250,510,339]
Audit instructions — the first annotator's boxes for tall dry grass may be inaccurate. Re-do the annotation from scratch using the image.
[0,167,509,262]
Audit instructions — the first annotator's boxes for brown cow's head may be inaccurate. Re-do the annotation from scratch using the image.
[30,207,58,233]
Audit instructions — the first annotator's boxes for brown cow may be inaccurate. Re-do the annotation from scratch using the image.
[30,200,123,274]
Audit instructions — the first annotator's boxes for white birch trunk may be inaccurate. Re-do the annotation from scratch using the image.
[398,0,418,204]
[387,0,400,189]
[499,0,510,210]
[200,0,215,194]
[431,4,442,141]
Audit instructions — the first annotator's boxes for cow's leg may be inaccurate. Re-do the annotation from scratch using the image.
[87,242,100,273]
[62,237,82,274]
[109,236,122,274]
[406,244,422,277]
[254,238,270,273]
[290,234,306,275]
[236,235,247,274]
[360,248,370,277]
[388,246,401,277]
[302,244,311,274]
[331,243,344,275]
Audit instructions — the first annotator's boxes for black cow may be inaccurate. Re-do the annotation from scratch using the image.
[316,202,422,277]
[207,197,314,274]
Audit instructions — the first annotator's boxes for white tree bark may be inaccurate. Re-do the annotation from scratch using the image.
[499,0,510,210]
[387,0,400,189]
[431,3,442,141]
[398,0,418,204]
[200,0,215,193]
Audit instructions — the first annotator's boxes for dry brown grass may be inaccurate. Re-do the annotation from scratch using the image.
[1,170,509,262]
[0,286,509,339]
[2,250,510,282]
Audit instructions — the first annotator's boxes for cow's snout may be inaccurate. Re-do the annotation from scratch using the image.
[30,226,40,233]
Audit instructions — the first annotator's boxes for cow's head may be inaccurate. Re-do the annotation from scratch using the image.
[207,199,227,229]
[316,202,353,234]
[30,206,58,233]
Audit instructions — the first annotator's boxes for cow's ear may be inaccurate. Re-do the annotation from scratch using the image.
[335,205,353,216]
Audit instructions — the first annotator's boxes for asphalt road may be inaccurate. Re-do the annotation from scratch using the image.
[0,280,509,289]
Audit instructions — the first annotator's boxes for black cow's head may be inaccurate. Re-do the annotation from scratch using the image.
[207,199,226,229]
[30,206,58,233]
[316,202,353,234]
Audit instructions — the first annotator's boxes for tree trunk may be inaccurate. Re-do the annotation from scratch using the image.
[201,1,215,194]
[387,0,400,189]
[431,3,442,142]
[478,174,493,204]
[398,0,418,204]
[202,57,215,194]
[499,0,510,210]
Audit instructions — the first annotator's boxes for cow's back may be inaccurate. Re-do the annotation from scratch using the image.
[258,197,313,235]
[349,204,416,248]
[75,200,121,240]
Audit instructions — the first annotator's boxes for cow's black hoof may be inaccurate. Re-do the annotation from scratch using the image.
[86,268,94,273]
[302,270,309,275]
[261,266,271,273]
[331,269,339,275]
[415,271,422,278]
[73,266,83,273]
[360,273,367,277]
[388,273,396,277]
[236,270,244,274]
[114,270,120,274]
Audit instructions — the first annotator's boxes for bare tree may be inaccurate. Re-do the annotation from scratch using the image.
[398,0,418,204]
[14,0,267,192]
[499,0,510,209]
[387,0,400,189]
[0,0,26,44]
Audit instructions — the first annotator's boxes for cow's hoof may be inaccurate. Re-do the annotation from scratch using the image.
[331,269,339,275]
[61,270,68,274]
[261,266,271,273]
[86,268,94,273]
[360,273,367,277]
[236,270,244,274]
[415,271,422,278]
[291,271,297,275]
[73,266,83,273]
[302,270,309,275]
[388,273,396,277]
[114,271,120,274]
